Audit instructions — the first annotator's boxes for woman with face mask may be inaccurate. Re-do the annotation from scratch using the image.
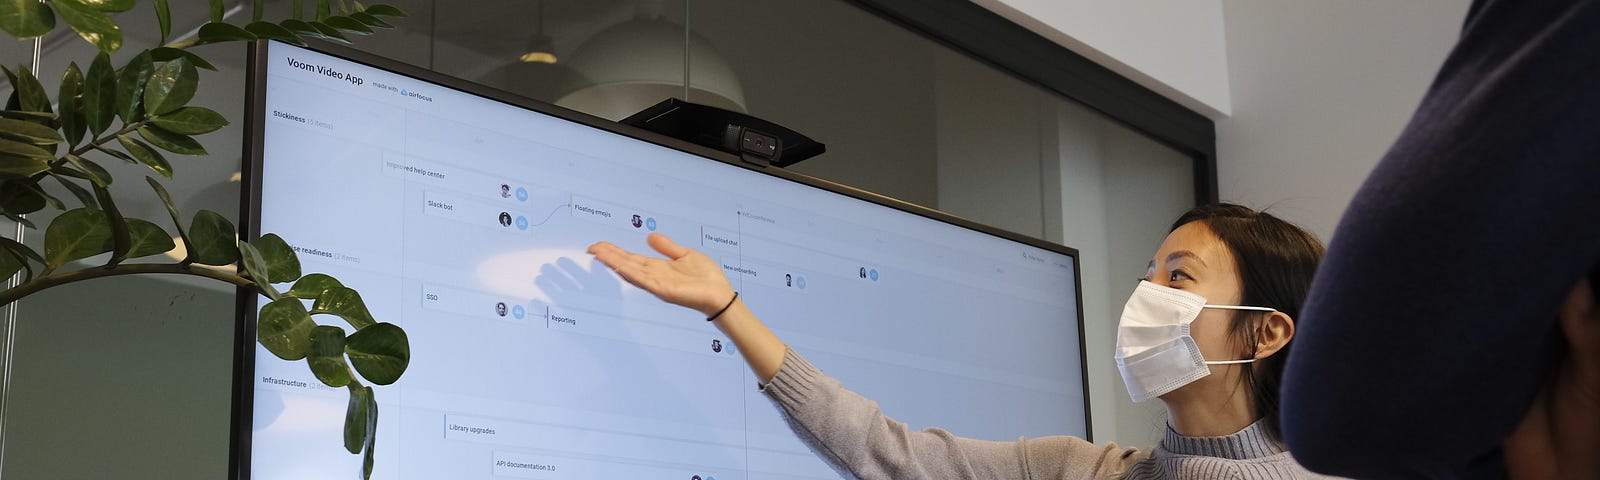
[589,203,1332,479]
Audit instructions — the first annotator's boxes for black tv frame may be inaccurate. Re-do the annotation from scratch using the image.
[231,38,1092,479]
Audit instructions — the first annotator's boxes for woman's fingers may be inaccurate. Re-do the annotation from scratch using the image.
[648,233,691,260]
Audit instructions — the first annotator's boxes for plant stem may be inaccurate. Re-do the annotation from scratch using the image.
[0,263,252,307]
[67,120,152,159]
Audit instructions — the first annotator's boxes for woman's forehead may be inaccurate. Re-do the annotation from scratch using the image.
[1154,222,1233,268]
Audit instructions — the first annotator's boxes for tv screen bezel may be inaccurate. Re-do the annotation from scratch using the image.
[231,38,1092,479]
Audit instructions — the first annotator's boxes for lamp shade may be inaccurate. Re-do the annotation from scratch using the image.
[555,17,746,121]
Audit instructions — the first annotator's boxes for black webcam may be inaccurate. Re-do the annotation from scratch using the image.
[620,98,825,168]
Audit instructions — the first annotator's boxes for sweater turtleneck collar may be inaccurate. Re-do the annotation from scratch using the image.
[1159,419,1286,460]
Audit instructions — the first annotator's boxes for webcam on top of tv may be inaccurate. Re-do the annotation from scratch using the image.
[620,98,825,168]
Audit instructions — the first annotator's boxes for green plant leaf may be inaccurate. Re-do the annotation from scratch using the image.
[286,273,342,298]
[308,22,349,43]
[83,53,117,136]
[116,51,154,123]
[194,21,257,45]
[0,179,46,215]
[58,63,86,147]
[89,144,134,163]
[0,156,49,178]
[22,180,62,211]
[151,107,228,135]
[78,0,134,13]
[344,322,407,385]
[244,21,306,46]
[348,12,391,29]
[237,240,282,299]
[362,4,404,17]
[136,126,206,155]
[3,65,51,114]
[311,286,376,330]
[362,404,376,480]
[344,384,373,454]
[279,18,318,37]
[0,138,54,163]
[254,233,301,283]
[146,177,191,260]
[143,57,197,116]
[90,183,132,265]
[125,218,174,258]
[0,245,22,283]
[52,0,123,54]
[0,118,63,145]
[116,135,173,178]
[188,210,239,266]
[0,236,41,282]
[52,175,97,209]
[307,325,353,387]
[153,0,170,44]
[0,0,55,38]
[149,47,217,71]
[62,154,112,187]
[43,208,112,268]
[207,0,224,22]
[323,15,372,34]
[2,213,32,230]
[0,110,56,123]
[257,297,314,360]
[0,236,42,265]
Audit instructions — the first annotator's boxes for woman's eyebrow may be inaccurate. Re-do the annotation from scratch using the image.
[1165,250,1208,267]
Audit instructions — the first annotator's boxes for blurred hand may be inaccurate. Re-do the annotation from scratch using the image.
[1505,278,1600,479]
[588,233,735,317]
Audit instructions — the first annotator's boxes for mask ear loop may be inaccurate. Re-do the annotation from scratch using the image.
[1199,305,1278,364]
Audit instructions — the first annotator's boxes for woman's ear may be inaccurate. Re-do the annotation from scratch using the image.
[1254,312,1295,359]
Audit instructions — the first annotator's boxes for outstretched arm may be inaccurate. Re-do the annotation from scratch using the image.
[588,232,786,381]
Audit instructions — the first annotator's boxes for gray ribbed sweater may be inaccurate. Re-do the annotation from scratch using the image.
[760,348,1342,480]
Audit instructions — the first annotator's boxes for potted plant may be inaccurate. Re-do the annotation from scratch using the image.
[1,1,409,478]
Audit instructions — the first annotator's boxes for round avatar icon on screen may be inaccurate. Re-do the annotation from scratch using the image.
[499,211,513,227]
[631,214,643,228]
[516,215,529,230]
[500,184,511,198]
[711,339,723,353]
[646,217,657,231]
[869,269,879,281]
[495,302,507,317]
[515,187,528,202]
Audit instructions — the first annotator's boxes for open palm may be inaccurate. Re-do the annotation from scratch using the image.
[588,233,735,316]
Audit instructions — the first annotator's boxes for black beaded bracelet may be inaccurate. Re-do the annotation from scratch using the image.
[707,291,739,322]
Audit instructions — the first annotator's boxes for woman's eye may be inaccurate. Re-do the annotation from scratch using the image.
[1168,270,1191,283]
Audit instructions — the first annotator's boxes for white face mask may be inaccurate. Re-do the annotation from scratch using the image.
[1114,280,1276,403]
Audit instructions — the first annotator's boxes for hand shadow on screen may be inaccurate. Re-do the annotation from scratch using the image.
[533,256,716,441]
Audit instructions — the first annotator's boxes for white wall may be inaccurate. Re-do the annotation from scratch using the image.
[980,0,1471,240]
[972,0,1232,118]
[1216,0,1471,240]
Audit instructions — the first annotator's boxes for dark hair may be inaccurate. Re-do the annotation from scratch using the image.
[1170,203,1324,445]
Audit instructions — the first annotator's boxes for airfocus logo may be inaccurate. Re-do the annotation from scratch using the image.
[398,87,433,103]
[285,56,364,86]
